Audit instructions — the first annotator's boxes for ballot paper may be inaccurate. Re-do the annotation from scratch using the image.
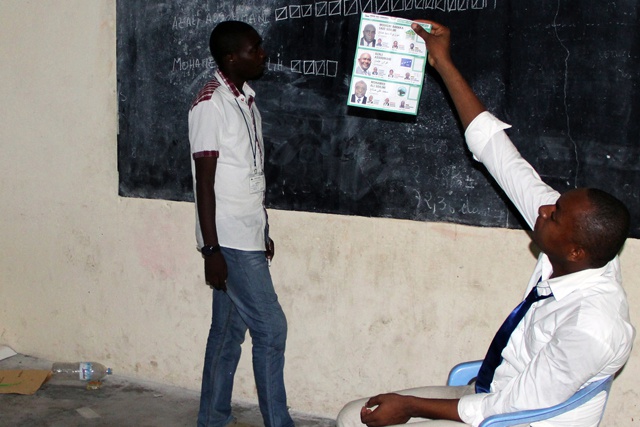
[348,13,431,115]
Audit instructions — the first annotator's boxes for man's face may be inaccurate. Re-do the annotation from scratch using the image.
[354,82,367,97]
[363,25,376,43]
[358,53,372,71]
[533,189,590,263]
[229,29,267,81]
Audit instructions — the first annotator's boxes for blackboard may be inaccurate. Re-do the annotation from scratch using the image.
[117,0,640,238]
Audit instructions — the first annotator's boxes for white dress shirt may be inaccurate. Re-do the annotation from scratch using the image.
[457,112,635,427]
[355,66,370,75]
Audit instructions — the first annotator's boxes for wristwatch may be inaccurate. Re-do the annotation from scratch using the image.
[201,244,221,256]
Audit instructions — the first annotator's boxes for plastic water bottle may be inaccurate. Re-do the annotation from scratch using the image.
[51,361,113,381]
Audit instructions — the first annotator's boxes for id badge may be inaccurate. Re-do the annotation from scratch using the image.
[249,172,265,194]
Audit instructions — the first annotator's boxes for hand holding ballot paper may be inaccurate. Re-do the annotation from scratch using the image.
[347,13,431,115]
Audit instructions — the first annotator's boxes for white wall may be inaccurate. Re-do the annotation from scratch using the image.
[0,1,638,424]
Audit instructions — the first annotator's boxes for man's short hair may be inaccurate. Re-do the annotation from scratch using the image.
[209,21,255,66]
[575,188,630,267]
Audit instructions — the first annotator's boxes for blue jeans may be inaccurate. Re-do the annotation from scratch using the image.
[197,248,293,427]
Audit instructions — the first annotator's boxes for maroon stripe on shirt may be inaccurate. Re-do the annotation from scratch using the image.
[193,150,219,159]
[191,79,221,110]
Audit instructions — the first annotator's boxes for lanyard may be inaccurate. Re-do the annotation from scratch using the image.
[235,99,262,172]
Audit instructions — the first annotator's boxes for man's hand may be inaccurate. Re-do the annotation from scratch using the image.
[411,21,452,70]
[266,237,275,263]
[204,252,228,291]
[360,393,463,426]
[360,394,412,427]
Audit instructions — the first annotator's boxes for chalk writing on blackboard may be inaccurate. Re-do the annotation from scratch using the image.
[117,0,640,238]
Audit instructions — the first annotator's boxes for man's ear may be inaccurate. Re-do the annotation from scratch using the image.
[567,245,587,263]
[221,52,235,69]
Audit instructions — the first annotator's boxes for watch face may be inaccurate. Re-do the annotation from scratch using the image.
[201,245,219,256]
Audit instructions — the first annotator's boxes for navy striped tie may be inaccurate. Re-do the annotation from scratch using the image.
[475,284,553,393]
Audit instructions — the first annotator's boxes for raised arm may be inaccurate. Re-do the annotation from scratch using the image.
[412,21,486,130]
[355,21,491,427]
[339,21,516,427]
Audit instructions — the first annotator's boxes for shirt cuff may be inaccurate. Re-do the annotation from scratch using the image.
[464,111,512,161]
[458,393,486,427]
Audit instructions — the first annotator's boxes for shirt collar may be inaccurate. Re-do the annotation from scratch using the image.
[538,253,611,301]
[215,69,256,107]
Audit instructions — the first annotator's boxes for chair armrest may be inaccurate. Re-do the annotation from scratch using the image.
[447,360,482,386]
[479,376,613,427]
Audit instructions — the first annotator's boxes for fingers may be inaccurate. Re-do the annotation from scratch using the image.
[360,405,382,427]
[215,270,228,291]
[360,405,376,427]
[265,238,275,262]
[211,275,227,291]
[365,395,381,408]
[411,20,451,68]
[411,20,433,40]
[360,405,371,418]
[204,254,228,291]
[412,20,449,41]
[206,279,227,292]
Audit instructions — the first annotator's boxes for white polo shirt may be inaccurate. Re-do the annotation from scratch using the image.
[188,70,267,251]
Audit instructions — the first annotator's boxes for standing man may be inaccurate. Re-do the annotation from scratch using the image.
[189,21,294,427]
[337,19,634,427]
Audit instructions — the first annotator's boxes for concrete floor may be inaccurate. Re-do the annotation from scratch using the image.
[0,354,336,427]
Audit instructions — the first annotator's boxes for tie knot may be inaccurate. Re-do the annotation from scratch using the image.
[528,286,553,302]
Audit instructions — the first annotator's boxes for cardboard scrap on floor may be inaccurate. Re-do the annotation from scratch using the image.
[0,369,51,395]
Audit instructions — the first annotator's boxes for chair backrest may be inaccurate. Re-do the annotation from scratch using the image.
[479,376,613,427]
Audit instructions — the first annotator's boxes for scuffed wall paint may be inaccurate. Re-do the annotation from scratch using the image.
[0,1,638,424]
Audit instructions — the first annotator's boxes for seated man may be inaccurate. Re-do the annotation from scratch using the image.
[337,20,635,427]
